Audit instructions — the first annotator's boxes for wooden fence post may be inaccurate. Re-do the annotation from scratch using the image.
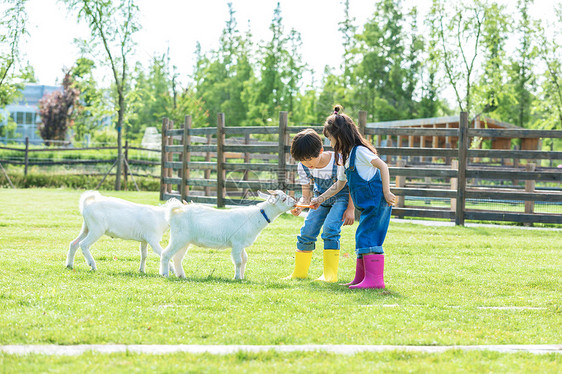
[456,112,468,226]
[450,159,458,217]
[396,159,406,207]
[205,134,212,197]
[159,118,168,200]
[181,115,192,202]
[24,136,29,177]
[512,144,520,185]
[386,135,394,165]
[408,134,414,164]
[432,124,439,163]
[244,133,250,199]
[216,113,226,208]
[123,140,129,190]
[167,121,173,194]
[278,111,288,190]
[445,123,452,165]
[524,163,536,226]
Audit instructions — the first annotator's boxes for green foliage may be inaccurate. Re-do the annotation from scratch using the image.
[0,0,28,107]
[0,171,159,190]
[0,111,17,138]
[497,0,538,128]
[193,4,257,127]
[91,127,117,145]
[533,4,562,131]
[427,0,488,116]
[40,0,562,141]
[128,53,208,138]
[69,57,112,141]
[246,3,304,124]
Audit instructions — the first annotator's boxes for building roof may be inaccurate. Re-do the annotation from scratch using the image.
[366,115,521,129]
[9,84,62,108]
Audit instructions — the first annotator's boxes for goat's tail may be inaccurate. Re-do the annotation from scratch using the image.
[164,198,186,222]
[79,190,101,214]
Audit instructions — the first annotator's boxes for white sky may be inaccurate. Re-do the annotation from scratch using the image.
[20,0,561,88]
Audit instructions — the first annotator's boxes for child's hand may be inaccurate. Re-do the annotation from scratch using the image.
[290,207,303,216]
[342,208,355,226]
[384,191,397,206]
[309,198,320,210]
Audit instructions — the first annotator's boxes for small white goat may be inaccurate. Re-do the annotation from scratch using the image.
[66,191,182,272]
[160,190,296,280]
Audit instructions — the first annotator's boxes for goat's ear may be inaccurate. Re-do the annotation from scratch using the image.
[266,189,277,195]
[257,191,270,200]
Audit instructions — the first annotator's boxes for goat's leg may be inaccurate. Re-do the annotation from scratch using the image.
[160,240,183,277]
[66,222,88,269]
[239,248,249,279]
[139,241,148,273]
[148,241,176,275]
[231,246,245,280]
[78,230,104,271]
[172,246,189,278]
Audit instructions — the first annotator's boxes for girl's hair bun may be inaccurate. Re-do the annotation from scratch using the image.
[333,104,343,114]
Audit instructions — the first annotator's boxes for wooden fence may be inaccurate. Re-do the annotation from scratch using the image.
[160,112,562,226]
[0,138,161,188]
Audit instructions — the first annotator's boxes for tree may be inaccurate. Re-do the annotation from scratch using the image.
[403,6,425,118]
[0,0,27,107]
[428,0,486,116]
[246,2,304,124]
[193,4,255,126]
[69,57,111,141]
[64,0,140,190]
[351,0,425,121]
[128,53,208,139]
[38,73,79,145]
[503,0,537,128]
[534,4,562,132]
[338,0,357,88]
[471,1,510,123]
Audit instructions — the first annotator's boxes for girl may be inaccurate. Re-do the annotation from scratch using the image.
[310,105,396,289]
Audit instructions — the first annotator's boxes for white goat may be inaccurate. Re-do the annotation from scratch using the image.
[66,191,182,272]
[160,190,296,280]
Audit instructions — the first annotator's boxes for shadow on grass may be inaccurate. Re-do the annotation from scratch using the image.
[305,280,404,298]
[65,267,403,298]
[103,270,299,289]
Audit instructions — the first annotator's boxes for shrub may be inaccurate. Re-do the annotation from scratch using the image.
[0,171,160,191]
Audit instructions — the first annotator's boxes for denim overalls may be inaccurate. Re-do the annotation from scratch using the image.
[345,145,392,255]
[297,153,350,252]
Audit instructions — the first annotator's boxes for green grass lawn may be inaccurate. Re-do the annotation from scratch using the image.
[0,188,560,372]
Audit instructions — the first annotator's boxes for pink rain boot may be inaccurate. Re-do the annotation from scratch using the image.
[344,257,365,286]
[349,254,385,289]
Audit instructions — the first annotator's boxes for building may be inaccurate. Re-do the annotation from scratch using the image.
[0,84,62,144]
[367,115,539,150]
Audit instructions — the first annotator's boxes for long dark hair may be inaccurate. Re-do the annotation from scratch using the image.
[323,104,377,166]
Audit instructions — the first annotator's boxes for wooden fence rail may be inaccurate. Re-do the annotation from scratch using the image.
[0,141,160,183]
[160,111,562,226]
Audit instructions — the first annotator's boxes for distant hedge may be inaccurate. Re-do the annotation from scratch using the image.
[0,171,160,191]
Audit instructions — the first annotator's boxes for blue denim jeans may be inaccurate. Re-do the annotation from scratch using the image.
[297,198,349,251]
[345,146,392,256]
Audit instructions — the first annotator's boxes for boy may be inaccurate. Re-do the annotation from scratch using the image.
[285,129,355,282]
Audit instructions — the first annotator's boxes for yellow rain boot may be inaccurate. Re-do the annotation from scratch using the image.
[315,249,340,282]
[283,251,312,279]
